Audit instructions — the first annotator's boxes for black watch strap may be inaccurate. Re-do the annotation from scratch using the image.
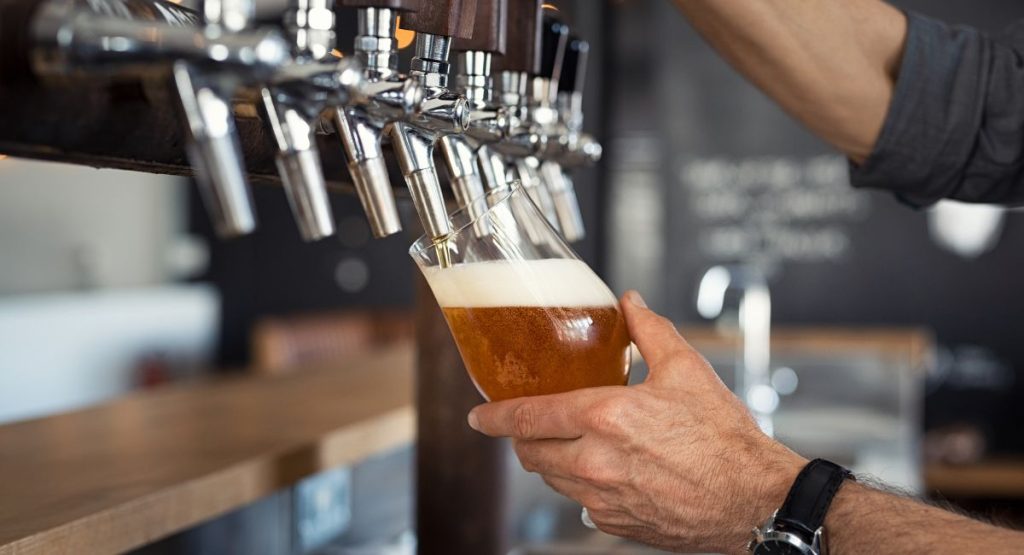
[775,458,853,538]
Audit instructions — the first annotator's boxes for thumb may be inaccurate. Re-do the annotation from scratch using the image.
[621,290,700,381]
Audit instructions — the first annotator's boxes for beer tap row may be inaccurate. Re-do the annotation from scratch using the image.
[24,0,601,245]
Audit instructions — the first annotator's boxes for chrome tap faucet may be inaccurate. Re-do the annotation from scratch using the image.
[387,30,470,240]
[697,265,777,436]
[179,0,261,238]
[30,0,293,238]
[258,0,350,241]
[536,33,596,243]
[442,0,511,211]
[329,5,418,238]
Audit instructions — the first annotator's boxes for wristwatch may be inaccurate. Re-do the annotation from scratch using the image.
[748,458,854,555]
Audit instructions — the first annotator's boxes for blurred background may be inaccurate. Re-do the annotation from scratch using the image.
[2,0,1023,553]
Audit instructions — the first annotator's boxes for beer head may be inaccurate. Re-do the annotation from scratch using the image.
[423,259,631,401]
[422,258,618,310]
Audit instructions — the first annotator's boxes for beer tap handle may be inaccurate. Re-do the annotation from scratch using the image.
[558,35,587,97]
[492,0,540,75]
[538,15,567,81]
[452,0,506,54]
[400,0,477,39]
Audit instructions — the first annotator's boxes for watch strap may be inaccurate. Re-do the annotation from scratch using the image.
[775,458,853,538]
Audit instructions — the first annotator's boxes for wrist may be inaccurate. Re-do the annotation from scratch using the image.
[724,439,807,554]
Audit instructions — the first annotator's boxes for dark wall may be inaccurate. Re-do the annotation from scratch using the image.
[605,0,1024,451]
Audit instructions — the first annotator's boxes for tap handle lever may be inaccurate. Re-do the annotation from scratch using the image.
[538,14,567,82]
[558,35,588,94]
[452,0,506,54]
[492,0,539,74]
[400,0,477,38]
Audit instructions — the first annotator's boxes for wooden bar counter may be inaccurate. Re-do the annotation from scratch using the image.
[0,344,415,555]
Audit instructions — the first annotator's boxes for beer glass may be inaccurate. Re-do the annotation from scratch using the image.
[409,183,631,402]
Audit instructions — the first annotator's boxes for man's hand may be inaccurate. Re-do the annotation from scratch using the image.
[468,290,806,554]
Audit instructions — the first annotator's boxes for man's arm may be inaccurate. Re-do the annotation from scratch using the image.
[469,292,1024,554]
[670,0,908,164]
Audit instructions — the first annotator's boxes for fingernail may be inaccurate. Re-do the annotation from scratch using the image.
[626,290,648,308]
[467,410,480,431]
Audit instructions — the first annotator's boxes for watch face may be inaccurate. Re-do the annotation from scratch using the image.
[753,539,813,555]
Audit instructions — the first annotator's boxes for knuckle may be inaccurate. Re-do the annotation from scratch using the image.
[511,403,537,438]
[584,395,633,433]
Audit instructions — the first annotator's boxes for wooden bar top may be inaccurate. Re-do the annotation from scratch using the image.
[0,344,415,555]
[925,459,1024,498]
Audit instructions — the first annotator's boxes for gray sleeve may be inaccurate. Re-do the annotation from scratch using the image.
[850,12,1024,207]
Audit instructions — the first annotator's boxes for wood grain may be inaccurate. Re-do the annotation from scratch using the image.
[0,344,415,555]
[452,0,507,54]
[926,460,1024,498]
[401,0,477,38]
[491,0,540,73]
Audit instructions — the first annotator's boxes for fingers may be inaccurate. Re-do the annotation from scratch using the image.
[469,390,596,439]
[513,438,579,478]
[621,290,698,378]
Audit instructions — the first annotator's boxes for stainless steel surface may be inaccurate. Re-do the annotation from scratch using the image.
[697,265,776,436]
[403,167,452,239]
[283,0,334,61]
[514,157,560,232]
[456,50,493,103]
[30,0,289,78]
[347,157,403,238]
[261,87,335,241]
[477,146,509,191]
[540,161,585,243]
[355,7,399,74]
[202,0,252,32]
[409,33,452,87]
[173,61,256,237]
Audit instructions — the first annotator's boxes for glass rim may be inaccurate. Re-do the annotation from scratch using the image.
[408,182,523,257]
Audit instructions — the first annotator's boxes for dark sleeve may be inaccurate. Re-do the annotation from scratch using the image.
[850,12,1024,207]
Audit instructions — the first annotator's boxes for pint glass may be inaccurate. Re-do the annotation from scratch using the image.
[409,184,631,402]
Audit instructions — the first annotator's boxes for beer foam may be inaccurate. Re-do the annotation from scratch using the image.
[423,259,618,308]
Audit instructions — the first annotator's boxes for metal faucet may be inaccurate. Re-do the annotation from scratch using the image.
[30,0,292,238]
[174,0,264,238]
[329,4,420,239]
[535,32,599,242]
[386,32,470,240]
[259,0,364,241]
[697,265,778,436]
[442,0,511,211]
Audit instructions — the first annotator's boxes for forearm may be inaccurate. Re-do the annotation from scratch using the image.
[671,0,908,163]
[826,482,1024,553]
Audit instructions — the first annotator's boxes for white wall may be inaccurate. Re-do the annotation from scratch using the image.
[0,158,218,423]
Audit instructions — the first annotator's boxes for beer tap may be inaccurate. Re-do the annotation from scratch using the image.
[329,0,425,239]
[29,0,291,238]
[176,0,264,238]
[535,26,591,242]
[259,0,365,241]
[386,0,476,241]
[491,0,558,230]
[441,0,509,210]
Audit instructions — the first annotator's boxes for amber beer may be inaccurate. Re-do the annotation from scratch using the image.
[424,258,631,401]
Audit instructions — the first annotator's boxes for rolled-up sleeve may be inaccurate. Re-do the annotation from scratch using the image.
[850,12,1024,207]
